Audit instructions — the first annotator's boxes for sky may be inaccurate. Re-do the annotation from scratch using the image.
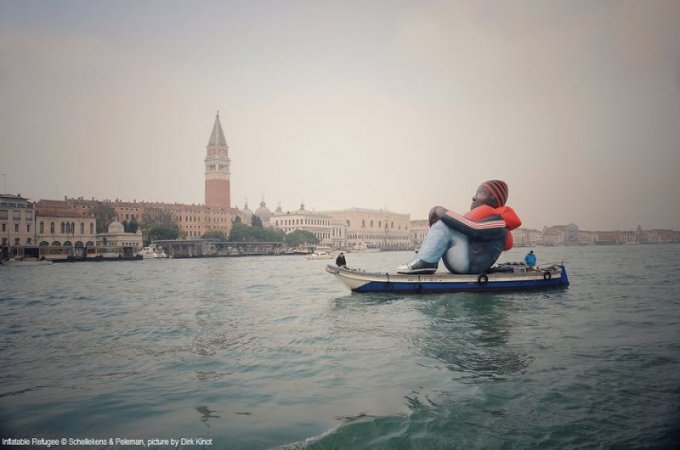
[1,0,679,231]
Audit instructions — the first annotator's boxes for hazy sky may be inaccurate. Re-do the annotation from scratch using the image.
[1,0,679,230]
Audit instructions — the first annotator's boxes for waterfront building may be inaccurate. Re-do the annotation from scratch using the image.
[109,200,232,239]
[542,225,566,245]
[410,219,429,249]
[329,219,348,249]
[592,230,632,245]
[542,224,580,245]
[254,197,273,226]
[204,112,231,209]
[96,220,143,249]
[0,194,35,247]
[323,208,411,250]
[237,200,254,225]
[271,202,337,247]
[578,230,594,245]
[513,228,543,246]
[38,197,233,242]
[564,224,579,243]
[35,201,96,248]
[638,228,680,243]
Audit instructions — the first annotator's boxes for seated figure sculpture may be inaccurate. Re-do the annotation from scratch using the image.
[398,180,522,275]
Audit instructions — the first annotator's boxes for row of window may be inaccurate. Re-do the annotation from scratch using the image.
[0,201,30,208]
[3,237,31,245]
[1,223,30,233]
[270,217,408,231]
[274,218,331,227]
[278,228,333,240]
[176,215,229,223]
[358,220,405,230]
[348,232,411,241]
[0,210,33,220]
[39,241,95,247]
[2,216,94,235]
[36,221,95,235]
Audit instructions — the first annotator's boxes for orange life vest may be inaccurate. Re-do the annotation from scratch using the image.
[464,205,522,251]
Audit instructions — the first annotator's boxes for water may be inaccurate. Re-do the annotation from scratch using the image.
[1,245,679,449]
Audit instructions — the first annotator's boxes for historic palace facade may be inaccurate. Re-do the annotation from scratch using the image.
[322,207,411,250]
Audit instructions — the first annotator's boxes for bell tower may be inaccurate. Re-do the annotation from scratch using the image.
[204,112,231,209]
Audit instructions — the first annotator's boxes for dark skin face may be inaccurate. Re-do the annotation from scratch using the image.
[429,184,500,227]
[471,185,499,209]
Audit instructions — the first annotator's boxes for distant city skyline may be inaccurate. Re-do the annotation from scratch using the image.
[1,1,679,231]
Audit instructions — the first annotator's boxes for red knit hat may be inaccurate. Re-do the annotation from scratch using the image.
[481,180,508,206]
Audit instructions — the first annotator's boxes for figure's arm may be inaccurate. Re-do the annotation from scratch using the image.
[439,210,507,241]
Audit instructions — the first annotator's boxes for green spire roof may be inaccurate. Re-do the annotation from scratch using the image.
[208,112,227,147]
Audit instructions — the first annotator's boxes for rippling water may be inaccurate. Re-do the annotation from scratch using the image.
[1,245,679,449]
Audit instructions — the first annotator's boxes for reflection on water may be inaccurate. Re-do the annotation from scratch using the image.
[196,405,221,424]
[413,295,532,384]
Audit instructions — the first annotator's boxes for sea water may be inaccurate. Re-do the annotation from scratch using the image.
[1,245,679,449]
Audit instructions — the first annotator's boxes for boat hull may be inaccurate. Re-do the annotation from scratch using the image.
[326,264,569,293]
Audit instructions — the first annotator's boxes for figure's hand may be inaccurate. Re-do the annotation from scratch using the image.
[428,206,447,226]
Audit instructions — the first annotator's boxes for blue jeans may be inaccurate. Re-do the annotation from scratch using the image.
[416,220,470,273]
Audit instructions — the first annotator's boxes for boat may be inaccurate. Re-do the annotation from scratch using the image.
[285,246,313,255]
[349,242,381,253]
[325,262,569,293]
[137,245,168,259]
[93,246,143,261]
[306,251,335,260]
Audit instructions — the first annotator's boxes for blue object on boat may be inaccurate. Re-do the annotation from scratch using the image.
[326,263,569,293]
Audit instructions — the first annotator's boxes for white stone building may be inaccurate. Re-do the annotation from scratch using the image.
[1,194,35,247]
[410,219,429,249]
[96,221,143,249]
[323,208,411,250]
[35,201,97,248]
[271,203,337,246]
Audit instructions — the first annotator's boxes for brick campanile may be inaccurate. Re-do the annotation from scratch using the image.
[204,112,231,209]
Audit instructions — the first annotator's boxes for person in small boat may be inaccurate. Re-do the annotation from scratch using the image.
[335,252,347,268]
[398,180,522,275]
[524,250,537,268]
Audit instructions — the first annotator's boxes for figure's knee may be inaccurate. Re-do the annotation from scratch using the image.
[430,219,448,232]
[442,245,470,274]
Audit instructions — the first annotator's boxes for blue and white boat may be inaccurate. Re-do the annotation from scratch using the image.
[326,263,569,293]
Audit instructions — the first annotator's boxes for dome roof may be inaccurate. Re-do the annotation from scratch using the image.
[240,200,253,222]
[255,198,272,220]
[296,201,312,215]
[108,221,124,233]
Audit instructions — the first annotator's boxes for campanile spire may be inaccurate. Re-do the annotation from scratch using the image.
[204,112,231,209]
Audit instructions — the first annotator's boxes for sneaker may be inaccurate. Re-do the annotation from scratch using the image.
[397,259,438,274]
